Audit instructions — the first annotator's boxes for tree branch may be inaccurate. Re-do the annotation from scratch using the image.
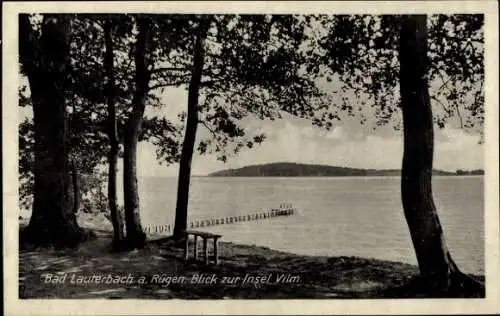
[436,71,463,128]
[441,33,483,45]
[455,101,464,129]
[150,67,190,74]
[149,80,190,90]
[149,78,222,90]
[431,95,453,118]
[198,119,225,151]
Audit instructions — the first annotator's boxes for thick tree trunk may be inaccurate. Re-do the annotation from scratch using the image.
[19,14,86,248]
[122,17,149,249]
[399,15,483,296]
[104,20,125,249]
[173,20,209,240]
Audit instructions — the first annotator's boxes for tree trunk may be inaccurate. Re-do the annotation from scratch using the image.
[19,14,86,248]
[71,160,80,214]
[399,15,484,296]
[122,17,149,249]
[104,20,125,249]
[173,20,209,240]
[70,94,80,215]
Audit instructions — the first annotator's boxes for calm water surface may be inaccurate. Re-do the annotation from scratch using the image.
[137,176,484,274]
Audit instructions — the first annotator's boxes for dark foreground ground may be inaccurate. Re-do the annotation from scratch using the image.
[19,214,484,299]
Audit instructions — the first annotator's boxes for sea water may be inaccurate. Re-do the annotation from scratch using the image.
[138,176,484,274]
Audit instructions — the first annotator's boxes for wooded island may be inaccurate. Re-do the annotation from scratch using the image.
[207,162,485,177]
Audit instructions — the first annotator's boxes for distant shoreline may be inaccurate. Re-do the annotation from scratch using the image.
[206,162,484,177]
[196,174,484,178]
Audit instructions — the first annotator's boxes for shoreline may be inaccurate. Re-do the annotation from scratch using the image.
[18,212,484,299]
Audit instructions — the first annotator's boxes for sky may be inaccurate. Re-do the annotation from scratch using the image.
[135,86,484,177]
[18,82,484,178]
[17,14,485,178]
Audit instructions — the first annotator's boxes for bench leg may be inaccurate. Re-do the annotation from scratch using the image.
[194,235,198,260]
[184,235,189,261]
[203,238,208,265]
[214,237,219,265]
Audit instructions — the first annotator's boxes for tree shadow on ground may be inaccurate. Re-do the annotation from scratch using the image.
[19,235,483,299]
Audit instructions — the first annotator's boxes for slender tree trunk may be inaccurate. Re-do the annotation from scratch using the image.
[104,20,125,248]
[123,17,149,248]
[19,14,85,248]
[399,15,483,296]
[71,160,80,214]
[70,95,79,215]
[173,20,209,240]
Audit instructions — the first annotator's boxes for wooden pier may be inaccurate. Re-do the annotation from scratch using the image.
[144,203,296,234]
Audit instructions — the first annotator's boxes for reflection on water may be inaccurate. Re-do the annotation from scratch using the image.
[139,176,484,274]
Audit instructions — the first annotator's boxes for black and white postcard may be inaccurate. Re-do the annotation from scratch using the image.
[3,1,499,315]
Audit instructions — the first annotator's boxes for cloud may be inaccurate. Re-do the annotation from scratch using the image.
[136,87,484,176]
[434,128,483,171]
[134,115,483,177]
[113,116,484,206]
